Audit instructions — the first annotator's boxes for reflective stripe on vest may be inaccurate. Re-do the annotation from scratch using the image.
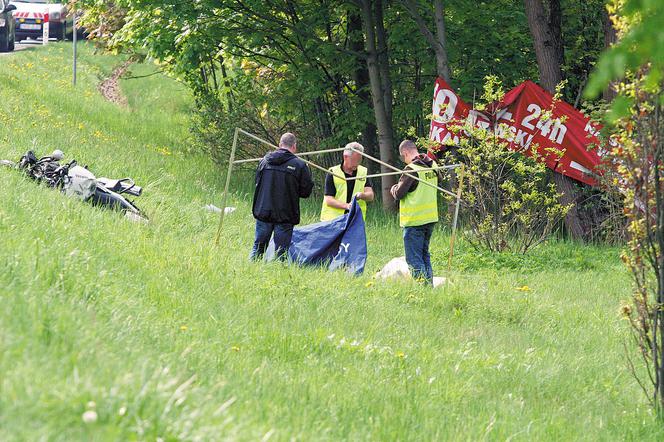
[320,164,368,221]
[399,163,439,227]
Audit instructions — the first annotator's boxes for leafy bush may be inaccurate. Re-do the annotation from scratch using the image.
[437,77,569,254]
[584,0,664,409]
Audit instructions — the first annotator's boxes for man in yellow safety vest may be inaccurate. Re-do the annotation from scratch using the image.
[390,139,439,285]
[320,142,374,221]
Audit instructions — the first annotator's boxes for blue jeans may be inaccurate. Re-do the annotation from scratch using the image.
[403,222,435,285]
[250,220,294,261]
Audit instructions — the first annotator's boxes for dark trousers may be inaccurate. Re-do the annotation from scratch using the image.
[250,220,294,261]
[403,222,435,285]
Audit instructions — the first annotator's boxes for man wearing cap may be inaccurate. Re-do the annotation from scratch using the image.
[390,139,439,285]
[320,142,374,221]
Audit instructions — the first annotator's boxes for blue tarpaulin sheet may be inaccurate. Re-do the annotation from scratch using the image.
[267,198,367,275]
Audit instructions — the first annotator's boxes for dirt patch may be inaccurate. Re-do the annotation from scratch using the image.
[99,59,133,107]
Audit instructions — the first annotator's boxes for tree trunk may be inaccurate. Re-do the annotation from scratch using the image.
[433,0,451,82]
[551,172,585,238]
[400,0,450,81]
[524,0,585,241]
[431,0,455,219]
[655,102,664,409]
[524,0,564,92]
[360,0,397,212]
[602,8,618,102]
[374,0,393,123]
[314,98,333,140]
[399,0,455,218]
[349,9,379,174]
[220,58,234,111]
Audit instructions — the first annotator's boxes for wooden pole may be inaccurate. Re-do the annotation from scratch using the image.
[349,147,458,198]
[215,128,239,245]
[357,164,461,181]
[232,147,347,164]
[231,130,461,197]
[448,164,465,270]
[236,129,347,180]
[218,128,465,255]
[234,158,461,182]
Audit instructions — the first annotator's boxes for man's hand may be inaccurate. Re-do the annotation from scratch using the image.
[356,187,375,202]
[325,195,352,211]
[390,184,399,200]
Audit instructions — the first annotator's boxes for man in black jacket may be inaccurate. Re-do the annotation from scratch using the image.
[250,132,314,261]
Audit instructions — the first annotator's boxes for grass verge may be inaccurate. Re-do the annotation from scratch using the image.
[0,43,661,440]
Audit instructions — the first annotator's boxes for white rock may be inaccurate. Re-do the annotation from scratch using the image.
[374,256,411,280]
[204,204,236,214]
[375,256,446,287]
[433,276,446,288]
[82,410,98,423]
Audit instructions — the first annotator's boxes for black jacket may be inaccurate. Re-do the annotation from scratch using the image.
[252,148,314,224]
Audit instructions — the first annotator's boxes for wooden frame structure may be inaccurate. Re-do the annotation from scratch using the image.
[215,128,465,269]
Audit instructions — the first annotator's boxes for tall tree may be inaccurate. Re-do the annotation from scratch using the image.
[374,0,393,124]
[524,0,585,241]
[601,8,617,102]
[399,0,450,82]
[399,0,456,217]
[348,9,379,172]
[357,0,397,211]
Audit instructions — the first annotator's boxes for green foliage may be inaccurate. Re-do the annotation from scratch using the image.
[585,0,664,107]
[560,0,607,104]
[444,0,539,99]
[73,0,610,187]
[439,77,569,254]
[74,0,550,156]
[585,0,664,410]
[604,70,664,409]
[453,239,619,272]
[75,0,126,45]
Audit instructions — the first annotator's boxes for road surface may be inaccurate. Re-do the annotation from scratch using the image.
[0,39,48,56]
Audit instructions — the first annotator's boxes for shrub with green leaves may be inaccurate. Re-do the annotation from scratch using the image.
[584,0,664,410]
[439,77,569,254]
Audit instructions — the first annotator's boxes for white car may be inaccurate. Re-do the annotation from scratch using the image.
[11,0,72,41]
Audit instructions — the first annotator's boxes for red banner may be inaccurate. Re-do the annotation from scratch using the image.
[429,78,607,186]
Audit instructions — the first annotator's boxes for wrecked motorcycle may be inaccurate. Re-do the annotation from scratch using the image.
[1,150,146,222]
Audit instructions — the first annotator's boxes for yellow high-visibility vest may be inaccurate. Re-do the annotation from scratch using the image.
[399,163,439,227]
[320,165,368,221]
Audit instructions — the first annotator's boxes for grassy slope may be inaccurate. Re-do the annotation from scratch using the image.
[0,44,661,441]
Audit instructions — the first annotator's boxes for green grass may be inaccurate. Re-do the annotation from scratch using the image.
[0,43,661,441]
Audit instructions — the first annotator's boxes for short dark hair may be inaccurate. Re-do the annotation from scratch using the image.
[280,132,297,149]
[398,139,418,156]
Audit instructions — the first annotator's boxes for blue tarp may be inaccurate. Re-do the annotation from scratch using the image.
[266,197,367,275]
